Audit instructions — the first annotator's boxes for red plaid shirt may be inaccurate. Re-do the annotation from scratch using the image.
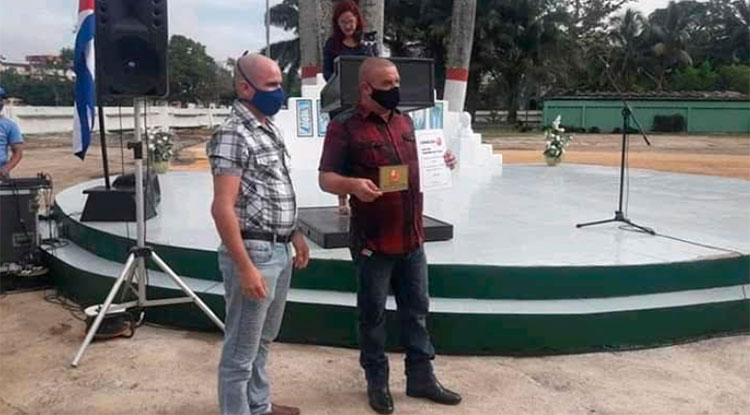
[319,105,423,255]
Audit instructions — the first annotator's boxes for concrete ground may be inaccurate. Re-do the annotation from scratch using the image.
[1,291,748,415]
[3,130,749,415]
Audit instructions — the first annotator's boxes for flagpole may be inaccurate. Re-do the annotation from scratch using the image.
[96,67,111,189]
[265,0,270,57]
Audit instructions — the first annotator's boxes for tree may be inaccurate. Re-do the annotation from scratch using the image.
[726,0,750,61]
[472,0,567,122]
[383,0,454,97]
[264,0,301,96]
[640,1,696,90]
[0,48,75,106]
[167,35,217,105]
[608,8,646,89]
[215,59,236,105]
[567,0,632,41]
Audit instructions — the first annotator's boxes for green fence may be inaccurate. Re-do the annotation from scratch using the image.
[543,99,750,134]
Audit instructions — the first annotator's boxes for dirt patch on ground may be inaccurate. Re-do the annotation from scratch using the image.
[13,128,211,194]
[484,133,750,180]
[1,291,748,415]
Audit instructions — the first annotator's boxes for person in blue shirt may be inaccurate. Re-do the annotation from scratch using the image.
[0,86,24,178]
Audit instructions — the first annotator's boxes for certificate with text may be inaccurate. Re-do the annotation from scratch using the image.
[416,130,452,192]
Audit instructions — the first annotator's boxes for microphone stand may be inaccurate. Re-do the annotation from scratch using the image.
[576,56,655,235]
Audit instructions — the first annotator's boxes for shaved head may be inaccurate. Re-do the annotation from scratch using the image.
[358,58,397,85]
[234,53,283,97]
[358,58,400,113]
[232,52,285,121]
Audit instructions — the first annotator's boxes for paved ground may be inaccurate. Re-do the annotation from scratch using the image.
[3,129,749,415]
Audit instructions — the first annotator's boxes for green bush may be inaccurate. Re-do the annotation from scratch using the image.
[652,114,686,132]
[718,65,750,94]
[670,61,719,91]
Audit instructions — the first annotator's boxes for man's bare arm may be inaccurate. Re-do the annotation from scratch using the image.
[211,175,267,299]
[0,143,23,176]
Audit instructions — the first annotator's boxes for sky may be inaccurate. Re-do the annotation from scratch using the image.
[0,0,675,64]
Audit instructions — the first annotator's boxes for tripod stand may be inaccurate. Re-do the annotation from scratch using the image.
[576,59,655,235]
[71,99,225,367]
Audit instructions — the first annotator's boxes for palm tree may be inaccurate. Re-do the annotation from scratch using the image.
[728,0,750,61]
[608,8,645,90]
[641,1,695,90]
[473,0,566,123]
[262,0,301,94]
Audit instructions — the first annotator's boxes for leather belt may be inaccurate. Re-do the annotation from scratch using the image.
[241,230,294,243]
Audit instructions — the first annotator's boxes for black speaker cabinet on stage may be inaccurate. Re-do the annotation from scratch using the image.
[321,56,435,113]
[80,171,161,222]
[96,0,169,97]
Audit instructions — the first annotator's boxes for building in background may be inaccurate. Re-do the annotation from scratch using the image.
[0,55,74,80]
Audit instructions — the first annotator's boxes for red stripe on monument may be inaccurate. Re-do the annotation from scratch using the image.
[80,0,95,11]
[301,66,320,78]
[446,68,469,81]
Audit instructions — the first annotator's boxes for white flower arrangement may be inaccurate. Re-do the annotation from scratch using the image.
[543,115,573,163]
[147,126,175,163]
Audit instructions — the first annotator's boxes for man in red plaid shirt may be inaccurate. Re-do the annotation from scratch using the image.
[318,58,461,415]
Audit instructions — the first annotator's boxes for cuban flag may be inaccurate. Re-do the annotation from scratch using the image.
[73,0,96,159]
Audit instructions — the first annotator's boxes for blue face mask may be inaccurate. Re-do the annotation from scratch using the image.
[236,62,285,116]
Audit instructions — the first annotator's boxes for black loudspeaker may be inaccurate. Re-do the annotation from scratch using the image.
[80,172,161,222]
[96,0,169,97]
[321,56,435,113]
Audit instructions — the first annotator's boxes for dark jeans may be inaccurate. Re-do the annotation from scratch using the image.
[352,246,436,387]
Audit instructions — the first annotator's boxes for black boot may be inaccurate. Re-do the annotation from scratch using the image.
[406,374,462,405]
[365,365,393,414]
[367,384,394,414]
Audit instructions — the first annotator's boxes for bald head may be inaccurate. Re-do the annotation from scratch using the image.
[358,58,400,112]
[358,58,397,85]
[234,53,283,99]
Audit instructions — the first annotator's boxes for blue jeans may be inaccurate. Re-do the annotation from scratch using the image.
[218,241,292,415]
[352,246,436,388]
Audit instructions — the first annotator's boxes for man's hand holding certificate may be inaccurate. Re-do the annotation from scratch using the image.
[416,130,455,192]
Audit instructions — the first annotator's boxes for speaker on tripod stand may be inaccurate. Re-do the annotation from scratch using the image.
[73,0,224,367]
[80,0,169,222]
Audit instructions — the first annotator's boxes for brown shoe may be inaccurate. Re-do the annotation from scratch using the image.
[270,403,300,415]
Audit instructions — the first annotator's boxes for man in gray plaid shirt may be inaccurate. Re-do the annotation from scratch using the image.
[208,53,309,415]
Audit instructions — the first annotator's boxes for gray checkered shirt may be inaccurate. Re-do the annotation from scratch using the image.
[207,100,297,236]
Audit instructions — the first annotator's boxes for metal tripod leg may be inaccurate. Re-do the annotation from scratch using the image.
[71,253,137,367]
[576,218,618,228]
[621,218,655,235]
[150,252,225,330]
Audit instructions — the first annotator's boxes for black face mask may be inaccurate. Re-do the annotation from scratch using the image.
[369,84,400,110]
